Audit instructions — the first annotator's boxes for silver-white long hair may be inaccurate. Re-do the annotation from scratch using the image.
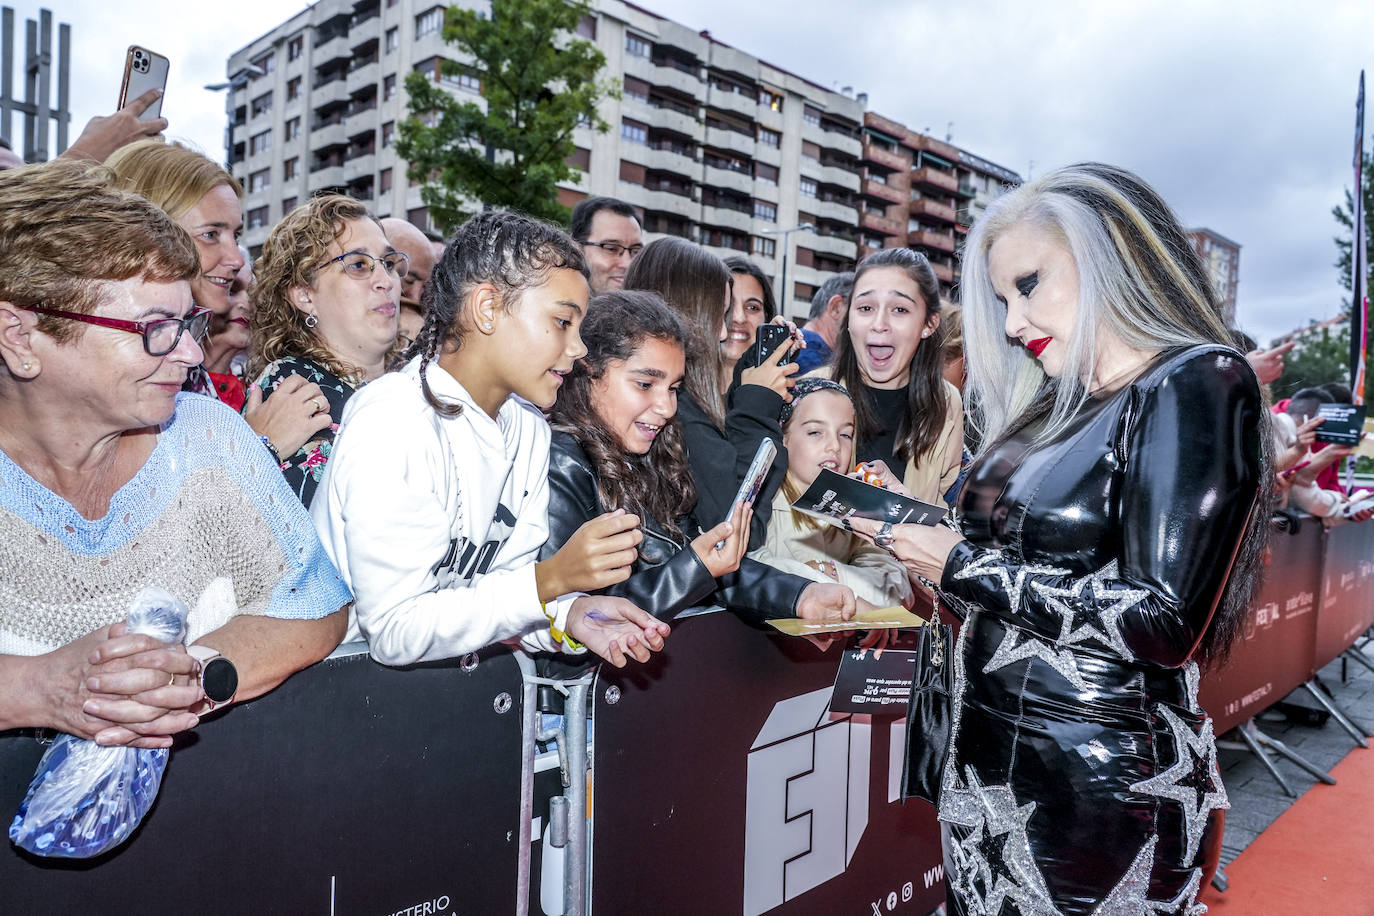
[960,162,1235,450]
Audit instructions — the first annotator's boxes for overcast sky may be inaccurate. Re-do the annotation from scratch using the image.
[3,0,1371,344]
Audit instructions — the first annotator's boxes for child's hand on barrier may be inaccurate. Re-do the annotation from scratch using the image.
[565,596,670,667]
[537,509,643,599]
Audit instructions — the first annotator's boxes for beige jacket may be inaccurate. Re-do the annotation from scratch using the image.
[750,489,914,608]
[804,368,965,505]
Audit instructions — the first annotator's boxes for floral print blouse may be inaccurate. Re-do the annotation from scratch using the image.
[249,355,361,509]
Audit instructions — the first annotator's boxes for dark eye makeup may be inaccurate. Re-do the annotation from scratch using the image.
[1015,271,1039,298]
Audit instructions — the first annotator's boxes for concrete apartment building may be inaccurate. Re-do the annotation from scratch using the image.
[1186,227,1241,325]
[223,0,1018,316]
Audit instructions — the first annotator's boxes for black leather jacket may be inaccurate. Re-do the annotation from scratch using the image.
[541,432,809,624]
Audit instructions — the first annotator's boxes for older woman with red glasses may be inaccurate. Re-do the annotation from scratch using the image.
[247,194,406,509]
[0,160,350,748]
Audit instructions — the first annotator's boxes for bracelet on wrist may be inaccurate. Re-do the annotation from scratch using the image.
[257,435,282,464]
[543,600,584,651]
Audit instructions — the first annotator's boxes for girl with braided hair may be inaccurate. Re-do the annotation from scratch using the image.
[310,211,670,668]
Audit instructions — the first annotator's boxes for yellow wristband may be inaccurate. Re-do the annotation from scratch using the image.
[543,600,584,651]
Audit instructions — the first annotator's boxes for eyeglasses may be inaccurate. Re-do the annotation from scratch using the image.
[323,250,410,280]
[26,305,211,357]
[582,240,643,258]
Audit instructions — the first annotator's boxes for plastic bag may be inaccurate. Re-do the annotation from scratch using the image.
[9,587,189,858]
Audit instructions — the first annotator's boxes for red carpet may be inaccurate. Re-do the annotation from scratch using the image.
[1201,746,1374,914]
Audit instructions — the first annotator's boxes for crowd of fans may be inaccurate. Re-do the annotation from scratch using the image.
[0,96,1368,907]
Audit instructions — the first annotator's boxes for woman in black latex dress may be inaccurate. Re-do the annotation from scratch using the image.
[852,163,1270,915]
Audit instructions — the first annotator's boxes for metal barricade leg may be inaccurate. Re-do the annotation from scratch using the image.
[1343,646,1374,677]
[563,680,590,916]
[1222,721,1296,797]
[515,652,539,916]
[1302,678,1372,745]
[1244,719,1337,786]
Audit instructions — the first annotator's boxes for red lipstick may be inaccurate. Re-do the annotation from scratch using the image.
[1026,337,1051,358]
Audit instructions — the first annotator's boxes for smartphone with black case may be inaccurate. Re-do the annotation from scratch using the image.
[746,323,793,370]
[1314,402,1367,446]
[118,45,169,121]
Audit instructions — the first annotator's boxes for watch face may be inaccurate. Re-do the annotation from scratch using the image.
[202,656,239,704]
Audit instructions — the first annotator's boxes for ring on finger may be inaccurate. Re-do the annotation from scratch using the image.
[167,673,175,687]
[313,397,325,414]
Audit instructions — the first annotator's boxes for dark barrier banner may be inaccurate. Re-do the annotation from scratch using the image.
[0,647,524,916]
[1200,518,1324,735]
[591,610,945,916]
[1314,519,1374,670]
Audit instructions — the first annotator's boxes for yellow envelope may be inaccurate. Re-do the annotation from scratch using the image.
[766,606,927,636]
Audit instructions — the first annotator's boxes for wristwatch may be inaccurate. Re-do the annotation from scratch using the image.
[188,645,239,708]
[874,522,895,551]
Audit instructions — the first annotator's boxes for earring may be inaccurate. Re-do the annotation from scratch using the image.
[305,312,319,329]
[21,363,30,370]
[483,321,493,330]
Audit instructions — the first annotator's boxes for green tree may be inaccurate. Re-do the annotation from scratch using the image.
[1274,325,1351,401]
[395,0,617,234]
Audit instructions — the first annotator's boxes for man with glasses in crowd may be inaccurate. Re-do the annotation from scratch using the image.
[569,197,643,295]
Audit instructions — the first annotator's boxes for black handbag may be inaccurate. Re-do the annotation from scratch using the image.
[900,597,954,805]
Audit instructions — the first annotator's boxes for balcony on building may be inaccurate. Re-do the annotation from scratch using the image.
[313,61,351,103]
[912,165,958,195]
[818,151,861,194]
[313,24,351,71]
[641,209,697,241]
[860,209,903,237]
[910,196,956,225]
[706,70,757,121]
[862,173,905,208]
[645,127,699,173]
[702,148,754,197]
[350,0,381,29]
[907,228,956,253]
[862,138,909,174]
[346,173,375,202]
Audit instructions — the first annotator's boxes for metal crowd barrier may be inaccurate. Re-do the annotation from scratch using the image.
[3,514,1370,915]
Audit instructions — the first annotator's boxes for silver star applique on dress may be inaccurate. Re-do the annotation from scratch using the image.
[946,768,1063,916]
[983,619,1091,692]
[1028,559,1152,662]
[1129,704,1228,867]
[950,549,1070,616]
[1091,836,1207,915]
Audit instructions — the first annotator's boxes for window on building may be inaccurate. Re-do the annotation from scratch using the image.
[385,26,399,53]
[758,88,783,112]
[415,7,443,38]
[383,74,397,100]
[284,117,301,141]
[379,168,392,194]
[868,170,887,185]
[252,52,274,76]
[625,33,652,59]
[801,140,820,161]
[757,126,780,148]
[287,36,303,61]
[250,130,272,156]
[620,119,648,145]
[286,77,301,101]
[752,236,776,258]
[576,15,596,39]
[251,93,272,118]
[247,205,270,230]
[799,177,817,198]
[248,169,270,193]
[282,196,298,215]
[382,121,395,147]
[755,162,778,184]
[442,65,481,93]
[619,160,646,186]
[283,157,298,180]
[803,106,822,127]
[407,207,430,231]
[567,146,591,170]
[623,75,650,103]
[753,200,776,223]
